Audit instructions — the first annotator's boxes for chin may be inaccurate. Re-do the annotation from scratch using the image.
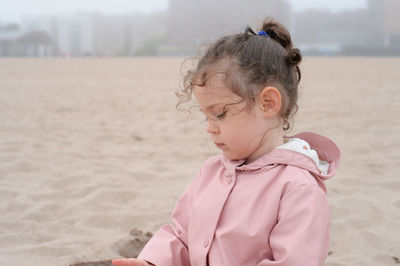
[223,152,246,161]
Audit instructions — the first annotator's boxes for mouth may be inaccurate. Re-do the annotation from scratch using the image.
[214,142,225,149]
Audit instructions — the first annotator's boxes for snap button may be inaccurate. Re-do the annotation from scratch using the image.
[226,177,232,184]
[303,145,308,150]
[225,171,233,177]
[203,240,209,248]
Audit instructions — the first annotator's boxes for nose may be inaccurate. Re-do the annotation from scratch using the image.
[206,119,219,134]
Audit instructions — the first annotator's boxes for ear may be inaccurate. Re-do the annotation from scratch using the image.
[258,87,282,118]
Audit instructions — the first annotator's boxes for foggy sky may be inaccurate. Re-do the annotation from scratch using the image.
[1,0,366,23]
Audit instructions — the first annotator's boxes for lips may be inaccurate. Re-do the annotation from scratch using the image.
[214,142,225,149]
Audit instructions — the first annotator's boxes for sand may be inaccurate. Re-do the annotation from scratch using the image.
[0,57,399,266]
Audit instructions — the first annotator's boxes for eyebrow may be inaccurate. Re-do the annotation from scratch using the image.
[199,103,222,113]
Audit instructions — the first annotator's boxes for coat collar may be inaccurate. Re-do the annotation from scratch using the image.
[220,131,341,181]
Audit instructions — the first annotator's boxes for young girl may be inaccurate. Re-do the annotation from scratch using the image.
[112,18,340,266]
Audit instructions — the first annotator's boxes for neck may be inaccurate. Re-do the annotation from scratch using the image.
[245,123,284,164]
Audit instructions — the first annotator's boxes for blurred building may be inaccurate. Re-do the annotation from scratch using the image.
[292,0,400,55]
[385,1,400,45]
[292,9,369,54]
[92,12,167,56]
[165,0,292,54]
[17,12,167,57]
[1,0,399,57]
[21,14,95,56]
[0,23,55,56]
[368,0,400,46]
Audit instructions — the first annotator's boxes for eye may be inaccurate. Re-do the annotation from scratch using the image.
[203,111,226,121]
[215,111,226,120]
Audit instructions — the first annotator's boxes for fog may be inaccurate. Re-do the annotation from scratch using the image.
[0,0,399,56]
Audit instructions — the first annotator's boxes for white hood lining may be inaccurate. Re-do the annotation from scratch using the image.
[277,137,330,175]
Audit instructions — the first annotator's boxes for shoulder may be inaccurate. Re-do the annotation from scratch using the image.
[273,167,330,217]
[274,164,326,196]
[189,155,223,182]
[199,154,224,171]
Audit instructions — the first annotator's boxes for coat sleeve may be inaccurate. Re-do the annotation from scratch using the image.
[137,170,201,266]
[257,184,331,266]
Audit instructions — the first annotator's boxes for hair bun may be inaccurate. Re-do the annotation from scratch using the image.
[286,48,302,66]
[261,19,292,50]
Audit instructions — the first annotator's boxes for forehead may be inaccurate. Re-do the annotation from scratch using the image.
[193,73,241,109]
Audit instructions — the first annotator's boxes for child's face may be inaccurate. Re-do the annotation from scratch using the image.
[194,73,269,163]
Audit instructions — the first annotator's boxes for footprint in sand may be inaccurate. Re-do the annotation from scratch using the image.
[372,255,400,265]
[70,229,153,266]
[110,228,153,258]
[70,259,113,266]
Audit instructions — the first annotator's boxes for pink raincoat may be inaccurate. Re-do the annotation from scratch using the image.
[138,132,341,266]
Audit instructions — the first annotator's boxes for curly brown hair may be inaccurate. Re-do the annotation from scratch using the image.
[177,17,302,130]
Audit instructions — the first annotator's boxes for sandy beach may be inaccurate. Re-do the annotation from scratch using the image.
[0,57,399,266]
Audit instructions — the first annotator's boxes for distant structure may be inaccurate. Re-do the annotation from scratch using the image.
[92,12,167,56]
[292,0,400,55]
[385,1,400,45]
[165,0,292,54]
[16,12,167,57]
[0,0,398,57]
[22,14,105,56]
[368,0,400,46]
[0,23,55,56]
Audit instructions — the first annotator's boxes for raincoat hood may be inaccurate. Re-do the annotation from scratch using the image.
[221,131,341,182]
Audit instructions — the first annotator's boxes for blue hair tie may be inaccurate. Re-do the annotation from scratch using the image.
[257,31,269,37]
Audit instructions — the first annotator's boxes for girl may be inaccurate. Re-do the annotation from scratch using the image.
[112,18,340,266]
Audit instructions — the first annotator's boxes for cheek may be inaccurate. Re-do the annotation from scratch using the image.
[223,130,244,144]
[222,117,264,144]
[221,120,252,142]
